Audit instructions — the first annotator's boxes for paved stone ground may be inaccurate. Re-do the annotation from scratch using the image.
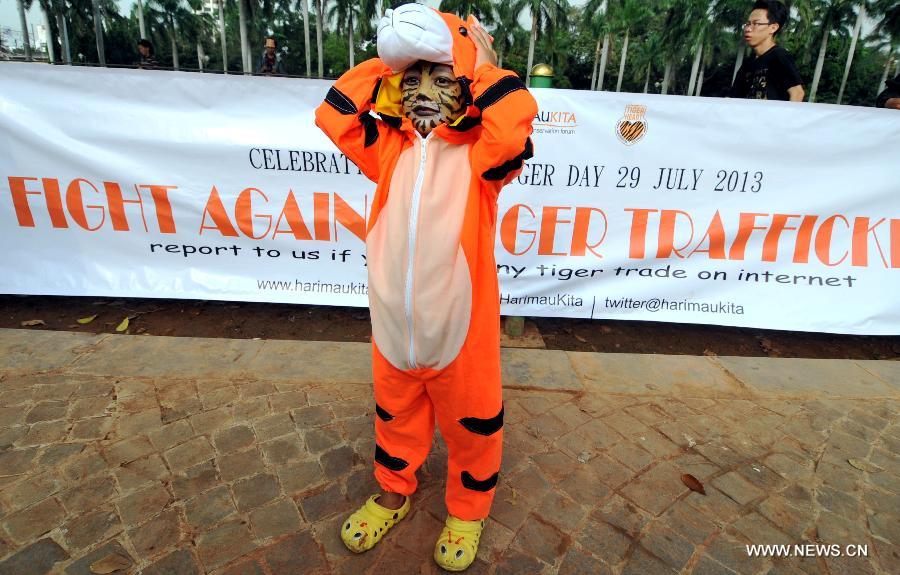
[0,328,898,575]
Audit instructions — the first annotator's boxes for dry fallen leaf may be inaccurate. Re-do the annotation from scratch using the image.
[681,473,706,495]
[574,333,588,344]
[20,319,45,327]
[89,552,131,574]
[115,317,130,332]
[848,459,884,473]
[77,315,98,324]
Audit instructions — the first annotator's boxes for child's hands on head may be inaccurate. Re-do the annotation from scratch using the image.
[467,16,497,70]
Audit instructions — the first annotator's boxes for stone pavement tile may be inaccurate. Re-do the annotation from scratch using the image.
[659,504,720,546]
[0,329,101,373]
[63,539,133,575]
[869,512,900,544]
[586,452,635,491]
[620,461,689,515]
[732,512,792,547]
[0,447,39,477]
[61,506,123,551]
[607,441,655,473]
[591,494,653,538]
[232,398,269,422]
[69,395,114,420]
[260,530,328,575]
[247,340,372,384]
[25,401,68,424]
[692,554,740,574]
[200,387,239,412]
[822,555,878,575]
[214,559,265,575]
[815,510,869,544]
[2,498,66,544]
[757,496,815,539]
[558,545,613,575]
[764,453,814,483]
[260,434,305,466]
[625,403,671,426]
[16,421,70,447]
[70,417,113,441]
[814,460,860,492]
[0,427,26,451]
[117,483,172,527]
[394,506,444,557]
[871,539,900,574]
[557,467,613,508]
[639,522,695,572]
[232,474,280,513]
[711,471,765,506]
[531,451,580,484]
[304,426,344,454]
[501,349,582,392]
[184,486,236,530]
[270,391,308,413]
[252,413,295,442]
[735,462,789,493]
[212,425,256,455]
[165,437,215,473]
[140,547,201,575]
[127,508,181,558]
[863,487,900,515]
[291,405,334,429]
[621,545,677,575]
[0,472,63,515]
[62,450,107,483]
[855,360,900,390]
[535,491,587,533]
[477,517,515,564]
[277,459,326,495]
[249,498,303,540]
[103,436,156,467]
[568,352,745,398]
[297,483,351,523]
[114,408,163,439]
[171,461,220,500]
[0,537,69,575]
[493,546,549,575]
[114,454,170,493]
[58,475,117,516]
[715,357,895,398]
[491,481,535,533]
[815,485,863,519]
[196,520,255,570]
[670,452,721,483]
[683,486,743,527]
[216,448,266,483]
[320,445,359,477]
[575,518,634,566]
[705,533,769,575]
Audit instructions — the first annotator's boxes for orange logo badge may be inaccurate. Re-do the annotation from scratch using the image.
[616,105,647,146]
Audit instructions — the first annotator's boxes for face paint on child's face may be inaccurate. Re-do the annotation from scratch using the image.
[401,61,465,136]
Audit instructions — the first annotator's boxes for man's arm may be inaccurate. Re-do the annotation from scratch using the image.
[876,75,900,108]
[314,58,392,182]
[787,85,805,102]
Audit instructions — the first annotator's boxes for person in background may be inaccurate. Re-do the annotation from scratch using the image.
[137,39,158,70]
[257,37,285,76]
[876,73,900,109]
[730,0,804,102]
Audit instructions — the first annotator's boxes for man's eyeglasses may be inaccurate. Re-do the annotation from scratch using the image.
[742,21,772,30]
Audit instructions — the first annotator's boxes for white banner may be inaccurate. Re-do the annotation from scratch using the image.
[1,63,899,334]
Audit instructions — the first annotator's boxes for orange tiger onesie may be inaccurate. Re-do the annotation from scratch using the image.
[315,4,536,568]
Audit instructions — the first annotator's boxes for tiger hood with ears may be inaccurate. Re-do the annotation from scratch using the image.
[315,2,537,525]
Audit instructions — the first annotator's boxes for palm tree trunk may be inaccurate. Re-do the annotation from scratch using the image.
[17,0,32,61]
[688,39,703,96]
[91,0,105,65]
[217,0,227,73]
[643,61,651,93]
[42,4,54,62]
[615,30,629,92]
[316,0,324,78]
[136,0,146,38]
[809,21,830,102]
[498,45,504,69]
[169,18,179,70]
[300,0,311,76]
[837,4,865,105]
[597,34,610,91]
[696,58,706,96]
[348,12,354,69]
[878,52,894,93]
[661,59,673,94]
[526,12,537,85]
[238,0,251,73]
[197,42,204,70]
[57,9,71,64]
[590,37,601,90]
[732,41,745,83]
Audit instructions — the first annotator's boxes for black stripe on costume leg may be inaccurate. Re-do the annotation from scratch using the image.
[325,86,358,115]
[482,137,534,181]
[375,404,394,422]
[375,444,409,471]
[461,470,499,492]
[473,76,526,111]
[458,405,504,436]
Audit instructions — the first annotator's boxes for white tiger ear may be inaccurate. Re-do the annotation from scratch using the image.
[377,3,454,73]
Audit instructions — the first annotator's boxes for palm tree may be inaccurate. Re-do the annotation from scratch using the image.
[145,0,197,69]
[809,0,856,102]
[492,0,527,68]
[711,0,748,84]
[91,0,105,65]
[217,0,227,72]
[237,0,251,73]
[584,0,609,90]
[314,0,327,77]
[439,0,494,24]
[612,0,650,92]
[686,0,711,96]
[17,0,33,60]
[873,0,899,90]
[297,0,311,76]
[136,0,147,37]
[328,0,361,69]
[524,0,567,85]
[836,1,866,103]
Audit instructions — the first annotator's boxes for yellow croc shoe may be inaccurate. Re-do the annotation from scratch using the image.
[433,515,485,571]
[340,494,410,553]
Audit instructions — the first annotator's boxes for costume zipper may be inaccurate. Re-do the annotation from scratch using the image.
[405,132,432,369]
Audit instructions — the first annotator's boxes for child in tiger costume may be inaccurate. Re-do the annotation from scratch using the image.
[315,3,537,570]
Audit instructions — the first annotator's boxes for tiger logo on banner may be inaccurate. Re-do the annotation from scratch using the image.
[616,104,648,146]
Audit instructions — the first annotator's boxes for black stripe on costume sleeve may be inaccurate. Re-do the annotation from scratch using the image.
[325,86,358,115]
[481,138,534,181]
[359,112,379,148]
[473,75,526,111]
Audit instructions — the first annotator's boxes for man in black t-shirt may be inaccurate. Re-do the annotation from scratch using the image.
[876,73,900,109]
[730,0,804,102]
